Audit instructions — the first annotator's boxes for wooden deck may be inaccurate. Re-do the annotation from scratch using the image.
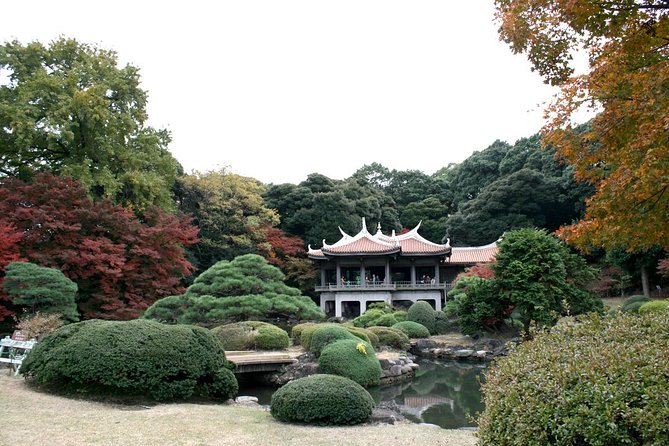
[226,351,298,373]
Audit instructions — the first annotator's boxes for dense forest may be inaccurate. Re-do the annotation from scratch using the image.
[0,38,667,330]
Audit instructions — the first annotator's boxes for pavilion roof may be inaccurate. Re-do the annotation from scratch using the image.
[448,242,499,264]
[307,218,451,258]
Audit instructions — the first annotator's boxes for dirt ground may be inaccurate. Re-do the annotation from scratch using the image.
[0,375,476,446]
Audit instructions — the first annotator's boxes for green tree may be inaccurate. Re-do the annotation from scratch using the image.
[143,254,324,325]
[0,38,181,211]
[3,262,78,321]
[176,169,279,271]
[400,197,449,243]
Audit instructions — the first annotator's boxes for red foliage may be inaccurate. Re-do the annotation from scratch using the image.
[259,226,306,268]
[0,221,24,320]
[0,174,198,320]
[454,263,496,283]
[659,257,669,278]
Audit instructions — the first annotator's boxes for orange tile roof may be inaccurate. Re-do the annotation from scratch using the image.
[449,244,498,264]
[399,238,451,255]
[323,237,400,255]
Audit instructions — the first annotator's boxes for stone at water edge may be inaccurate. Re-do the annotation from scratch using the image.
[235,396,259,404]
[454,349,475,358]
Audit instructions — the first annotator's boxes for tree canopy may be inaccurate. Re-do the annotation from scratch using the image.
[143,254,325,325]
[495,0,669,250]
[3,261,79,322]
[0,38,181,211]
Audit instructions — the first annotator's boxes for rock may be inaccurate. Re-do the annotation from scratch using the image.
[235,396,259,404]
[475,350,488,359]
[378,359,394,369]
[370,408,398,424]
[389,364,403,377]
[408,362,420,370]
[414,339,438,350]
[419,423,441,428]
[401,365,412,374]
[454,349,475,358]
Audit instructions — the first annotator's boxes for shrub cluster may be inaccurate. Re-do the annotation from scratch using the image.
[367,326,410,350]
[211,321,289,350]
[477,312,669,445]
[351,303,406,328]
[309,325,358,355]
[621,295,650,313]
[270,374,374,425]
[345,325,379,346]
[391,320,430,338]
[319,339,382,387]
[21,319,238,401]
[639,299,669,315]
[406,301,436,334]
[290,322,317,345]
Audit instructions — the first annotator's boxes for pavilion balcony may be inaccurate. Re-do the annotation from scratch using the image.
[315,281,453,292]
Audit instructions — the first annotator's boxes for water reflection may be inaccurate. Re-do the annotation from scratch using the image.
[368,359,486,429]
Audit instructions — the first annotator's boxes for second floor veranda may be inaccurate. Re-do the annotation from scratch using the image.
[315,280,454,292]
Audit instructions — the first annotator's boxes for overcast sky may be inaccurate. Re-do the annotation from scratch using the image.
[3,1,559,185]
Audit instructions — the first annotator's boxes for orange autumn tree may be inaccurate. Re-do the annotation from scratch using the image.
[494,1,669,252]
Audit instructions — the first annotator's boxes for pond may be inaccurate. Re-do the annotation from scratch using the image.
[236,358,486,429]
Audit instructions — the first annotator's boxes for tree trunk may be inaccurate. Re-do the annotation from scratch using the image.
[641,265,650,297]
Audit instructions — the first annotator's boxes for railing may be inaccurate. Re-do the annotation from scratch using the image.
[315,281,452,292]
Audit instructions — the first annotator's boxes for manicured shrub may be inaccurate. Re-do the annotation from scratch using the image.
[477,312,669,445]
[211,321,289,351]
[300,323,337,350]
[345,326,379,347]
[433,311,450,335]
[309,325,358,355]
[319,339,382,387]
[373,313,399,327]
[407,301,436,334]
[351,309,386,328]
[291,322,317,344]
[391,321,430,338]
[368,326,410,350]
[392,310,407,322]
[270,374,374,425]
[639,300,669,315]
[21,319,237,401]
[622,295,650,313]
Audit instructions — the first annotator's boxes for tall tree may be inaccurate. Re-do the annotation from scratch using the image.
[176,169,278,271]
[0,38,181,211]
[0,174,198,319]
[495,0,669,250]
[3,262,79,322]
[0,221,23,322]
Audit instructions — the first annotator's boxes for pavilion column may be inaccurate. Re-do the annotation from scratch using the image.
[434,262,440,284]
[434,297,442,311]
[410,260,416,286]
[336,260,341,286]
[360,299,367,314]
[320,267,326,287]
[360,261,366,287]
[335,298,342,318]
[385,259,391,284]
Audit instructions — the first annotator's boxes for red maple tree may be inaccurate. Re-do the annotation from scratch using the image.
[0,221,24,321]
[0,174,198,320]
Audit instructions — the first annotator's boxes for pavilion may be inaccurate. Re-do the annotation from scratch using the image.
[308,218,498,318]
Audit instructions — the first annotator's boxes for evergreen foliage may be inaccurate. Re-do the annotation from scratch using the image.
[367,326,410,350]
[391,321,430,339]
[406,301,436,334]
[270,374,374,426]
[211,321,289,351]
[478,312,669,445]
[21,319,237,401]
[290,322,317,345]
[3,262,79,322]
[344,326,379,346]
[308,325,358,356]
[143,254,324,325]
[639,300,669,315]
[319,339,382,387]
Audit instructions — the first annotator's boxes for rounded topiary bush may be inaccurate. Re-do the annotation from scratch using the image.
[291,322,317,344]
[211,321,289,350]
[351,309,386,328]
[391,320,430,338]
[345,326,379,347]
[270,374,374,425]
[368,326,410,350]
[20,319,238,401]
[477,312,669,445]
[392,310,407,322]
[300,323,337,350]
[373,313,399,327]
[639,300,669,315]
[622,295,650,313]
[433,311,451,334]
[319,339,382,387]
[407,301,436,334]
[309,325,358,355]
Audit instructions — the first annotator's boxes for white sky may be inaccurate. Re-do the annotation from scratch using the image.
[2,1,559,185]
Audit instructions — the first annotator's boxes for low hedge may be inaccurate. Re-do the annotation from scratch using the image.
[309,325,358,355]
[391,320,430,338]
[270,374,374,425]
[20,319,238,401]
[300,323,337,350]
[368,326,410,350]
[477,312,669,445]
[407,301,436,334]
[211,321,289,350]
[319,339,382,387]
[291,322,317,344]
[621,295,650,313]
[639,300,669,315]
[345,326,379,346]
